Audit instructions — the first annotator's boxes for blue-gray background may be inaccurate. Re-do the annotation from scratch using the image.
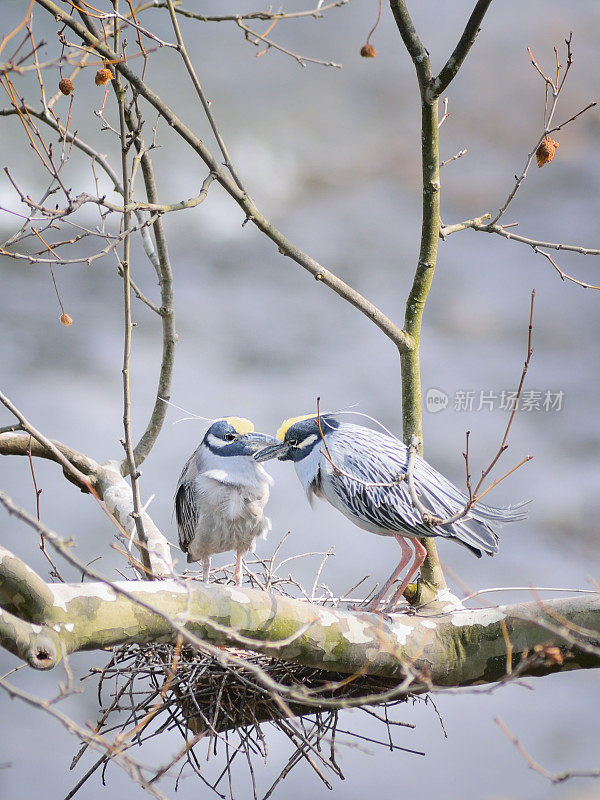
[1,0,599,797]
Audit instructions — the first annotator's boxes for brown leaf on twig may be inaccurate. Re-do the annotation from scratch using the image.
[536,136,559,167]
[60,313,73,326]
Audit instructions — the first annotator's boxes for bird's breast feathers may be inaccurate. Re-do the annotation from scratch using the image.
[198,467,271,519]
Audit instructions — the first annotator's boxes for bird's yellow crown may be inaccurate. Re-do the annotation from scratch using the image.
[276,414,317,441]
[218,417,255,435]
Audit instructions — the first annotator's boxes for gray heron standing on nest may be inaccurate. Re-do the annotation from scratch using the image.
[255,413,526,611]
[175,417,278,585]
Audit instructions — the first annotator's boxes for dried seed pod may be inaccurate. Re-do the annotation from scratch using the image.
[536,136,559,168]
[95,67,113,86]
[360,43,376,58]
[60,313,73,326]
[58,78,74,96]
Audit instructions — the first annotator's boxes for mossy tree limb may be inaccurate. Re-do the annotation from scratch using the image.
[1,547,598,693]
[0,606,60,669]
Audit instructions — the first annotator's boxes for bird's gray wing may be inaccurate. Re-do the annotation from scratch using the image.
[174,450,202,553]
[325,425,428,534]
[325,424,521,554]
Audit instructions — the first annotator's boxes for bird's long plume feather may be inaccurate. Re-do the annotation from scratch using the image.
[159,397,215,426]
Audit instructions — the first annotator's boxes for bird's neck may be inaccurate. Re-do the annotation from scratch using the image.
[294,445,322,491]
[205,455,272,487]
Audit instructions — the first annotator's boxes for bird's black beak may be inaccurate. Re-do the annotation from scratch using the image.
[253,441,289,462]
[242,432,281,454]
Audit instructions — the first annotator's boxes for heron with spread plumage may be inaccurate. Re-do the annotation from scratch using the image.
[175,417,278,585]
[255,413,527,611]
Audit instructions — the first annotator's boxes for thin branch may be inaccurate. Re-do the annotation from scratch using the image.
[440,148,467,168]
[143,1,350,23]
[0,391,91,490]
[430,0,493,100]
[440,218,600,291]
[533,248,600,291]
[441,217,600,255]
[120,100,179,469]
[404,291,534,528]
[471,290,535,498]
[495,717,600,785]
[548,101,596,134]
[114,13,151,579]
[25,439,64,580]
[0,678,168,798]
[437,97,449,128]
[116,265,161,314]
[489,35,594,226]
[165,0,245,191]
[236,19,341,68]
[0,2,35,61]
[33,0,412,354]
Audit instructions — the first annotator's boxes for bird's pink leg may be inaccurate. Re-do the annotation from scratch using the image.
[385,537,428,612]
[364,536,414,612]
[234,552,244,586]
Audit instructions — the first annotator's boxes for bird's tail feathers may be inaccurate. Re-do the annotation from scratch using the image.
[446,517,500,556]
[450,537,484,559]
[470,499,530,524]
[418,488,501,555]
[417,461,529,529]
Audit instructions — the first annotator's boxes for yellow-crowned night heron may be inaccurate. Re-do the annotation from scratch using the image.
[255,414,526,610]
[175,417,278,585]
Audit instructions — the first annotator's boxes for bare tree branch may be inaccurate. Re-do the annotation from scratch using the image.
[33,0,413,354]
[0,429,173,577]
[430,0,494,99]
[496,717,600,785]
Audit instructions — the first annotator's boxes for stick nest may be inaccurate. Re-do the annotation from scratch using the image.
[79,553,428,798]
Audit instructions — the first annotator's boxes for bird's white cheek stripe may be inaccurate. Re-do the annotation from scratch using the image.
[299,434,318,449]
[207,434,227,449]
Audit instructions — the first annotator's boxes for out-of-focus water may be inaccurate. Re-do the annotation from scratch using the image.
[1,0,599,798]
